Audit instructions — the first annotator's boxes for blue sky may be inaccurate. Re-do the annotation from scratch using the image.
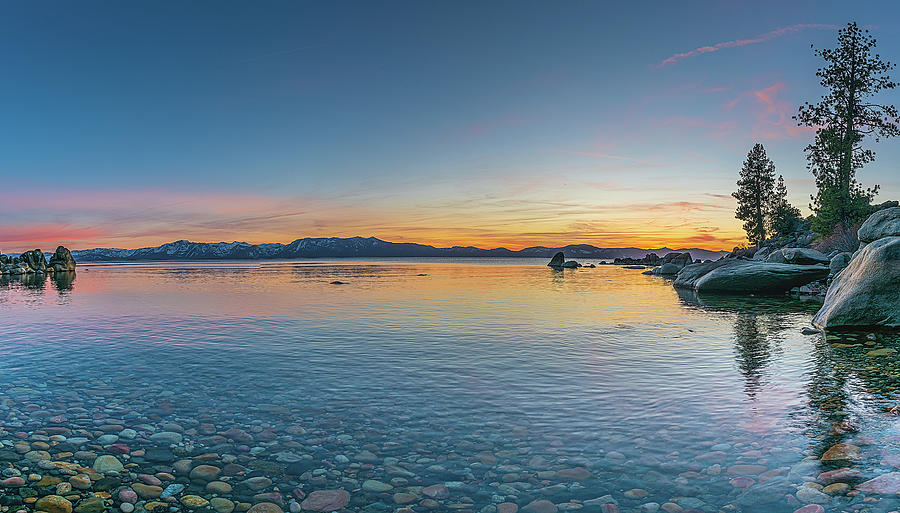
[2,1,899,251]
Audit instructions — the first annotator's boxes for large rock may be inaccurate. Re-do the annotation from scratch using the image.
[20,249,47,272]
[662,252,693,267]
[781,248,831,265]
[858,206,900,243]
[547,252,565,269]
[829,252,852,277]
[651,263,682,275]
[812,236,900,330]
[765,250,788,264]
[48,246,76,272]
[674,260,828,294]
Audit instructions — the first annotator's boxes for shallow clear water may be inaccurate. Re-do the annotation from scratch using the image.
[1,260,899,513]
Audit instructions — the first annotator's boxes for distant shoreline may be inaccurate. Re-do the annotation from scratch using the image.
[66,237,730,263]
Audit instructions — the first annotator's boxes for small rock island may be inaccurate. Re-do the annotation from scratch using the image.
[0,246,77,275]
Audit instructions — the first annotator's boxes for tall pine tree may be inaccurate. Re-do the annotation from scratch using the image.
[769,175,802,237]
[795,22,898,234]
[733,143,776,245]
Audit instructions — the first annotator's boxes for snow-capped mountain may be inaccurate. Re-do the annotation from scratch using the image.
[71,237,729,261]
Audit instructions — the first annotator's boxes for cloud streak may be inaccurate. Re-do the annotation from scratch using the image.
[657,23,837,67]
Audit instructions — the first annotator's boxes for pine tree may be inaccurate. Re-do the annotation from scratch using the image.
[795,22,898,234]
[768,175,802,237]
[733,143,777,245]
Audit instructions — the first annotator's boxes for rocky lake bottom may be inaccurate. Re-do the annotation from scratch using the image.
[1,259,900,513]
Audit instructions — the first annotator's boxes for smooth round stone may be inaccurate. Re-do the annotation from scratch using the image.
[73,496,105,513]
[207,481,233,494]
[497,503,518,513]
[242,477,273,491]
[523,500,557,513]
[362,480,393,493]
[793,506,825,513]
[1,477,25,487]
[422,484,449,500]
[161,483,186,498]
[640,503,660,513]
[182,496,209,508]
[120,504,135,513]
[393,493,417,504]
[118,429,137,439]
[24,450,51,461]
[823,482,850,495]
[69,474,92,490]
[138,474,163,486]
[93,455,124,473]
[35,495,73,513]
[248,503,283,513]
[300,490,350,512]
[132,483,164,499]
[96,435,119,445]
[210,498,235,513]
[624,489,648,499]
[190,465,222,482]
[118,489,138,504]
[149,432,183,444]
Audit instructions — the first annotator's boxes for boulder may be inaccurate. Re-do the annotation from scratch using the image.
[829,252,852,277]
[752,247,771,261]
[812,236,900,330]
[561,260,581,268]
[48,246,76,272]
[662,252,693,267]
[674,260,829,294]
[781,248,831,265]
[652,263,682,275]
[547,252,565,269]
[765,250,788,264]
[20,249,47,272]
[858,206,900,243]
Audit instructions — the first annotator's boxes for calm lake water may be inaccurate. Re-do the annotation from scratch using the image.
[1,260,899,513]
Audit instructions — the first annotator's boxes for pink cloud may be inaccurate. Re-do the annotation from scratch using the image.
[657,24,837,67]
[0,224,106,247]
[727,81,816,140]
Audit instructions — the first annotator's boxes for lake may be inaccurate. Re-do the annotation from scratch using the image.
[1,260,899,513]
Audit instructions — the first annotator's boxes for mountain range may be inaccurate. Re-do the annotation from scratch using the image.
[69,237,729,262]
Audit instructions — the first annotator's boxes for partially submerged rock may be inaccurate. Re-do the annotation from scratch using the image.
[812,236,900,330]
[547,252,565,268]
[547,252,580,269]
[48,246,77,272]
[674,260,829,294]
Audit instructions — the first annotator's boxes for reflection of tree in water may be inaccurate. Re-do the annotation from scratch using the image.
[732,313,774,399]
[677,289,809,400]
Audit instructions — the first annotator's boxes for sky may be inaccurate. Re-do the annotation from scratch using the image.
[2,1,900,252]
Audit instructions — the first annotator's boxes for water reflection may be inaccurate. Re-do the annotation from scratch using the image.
[1,261,899,513]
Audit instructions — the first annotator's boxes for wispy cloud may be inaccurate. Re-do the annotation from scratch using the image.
[727,81,815,140]
[657,23,836,67]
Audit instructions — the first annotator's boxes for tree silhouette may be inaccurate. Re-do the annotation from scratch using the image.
[795,22,898,234]
[733,143,776,245]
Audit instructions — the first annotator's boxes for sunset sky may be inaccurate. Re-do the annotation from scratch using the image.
[2,1,900,252]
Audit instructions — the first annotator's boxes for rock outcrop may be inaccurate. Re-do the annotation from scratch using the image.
[547,252,581,269]
[673,260,829,294]
[813,220,900,330]
[0,246,76,275]
[48,246,76,272]
[858,207,900,243]
[781,247,831,265]
[547,252,565,268]
[643,252,695,275]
